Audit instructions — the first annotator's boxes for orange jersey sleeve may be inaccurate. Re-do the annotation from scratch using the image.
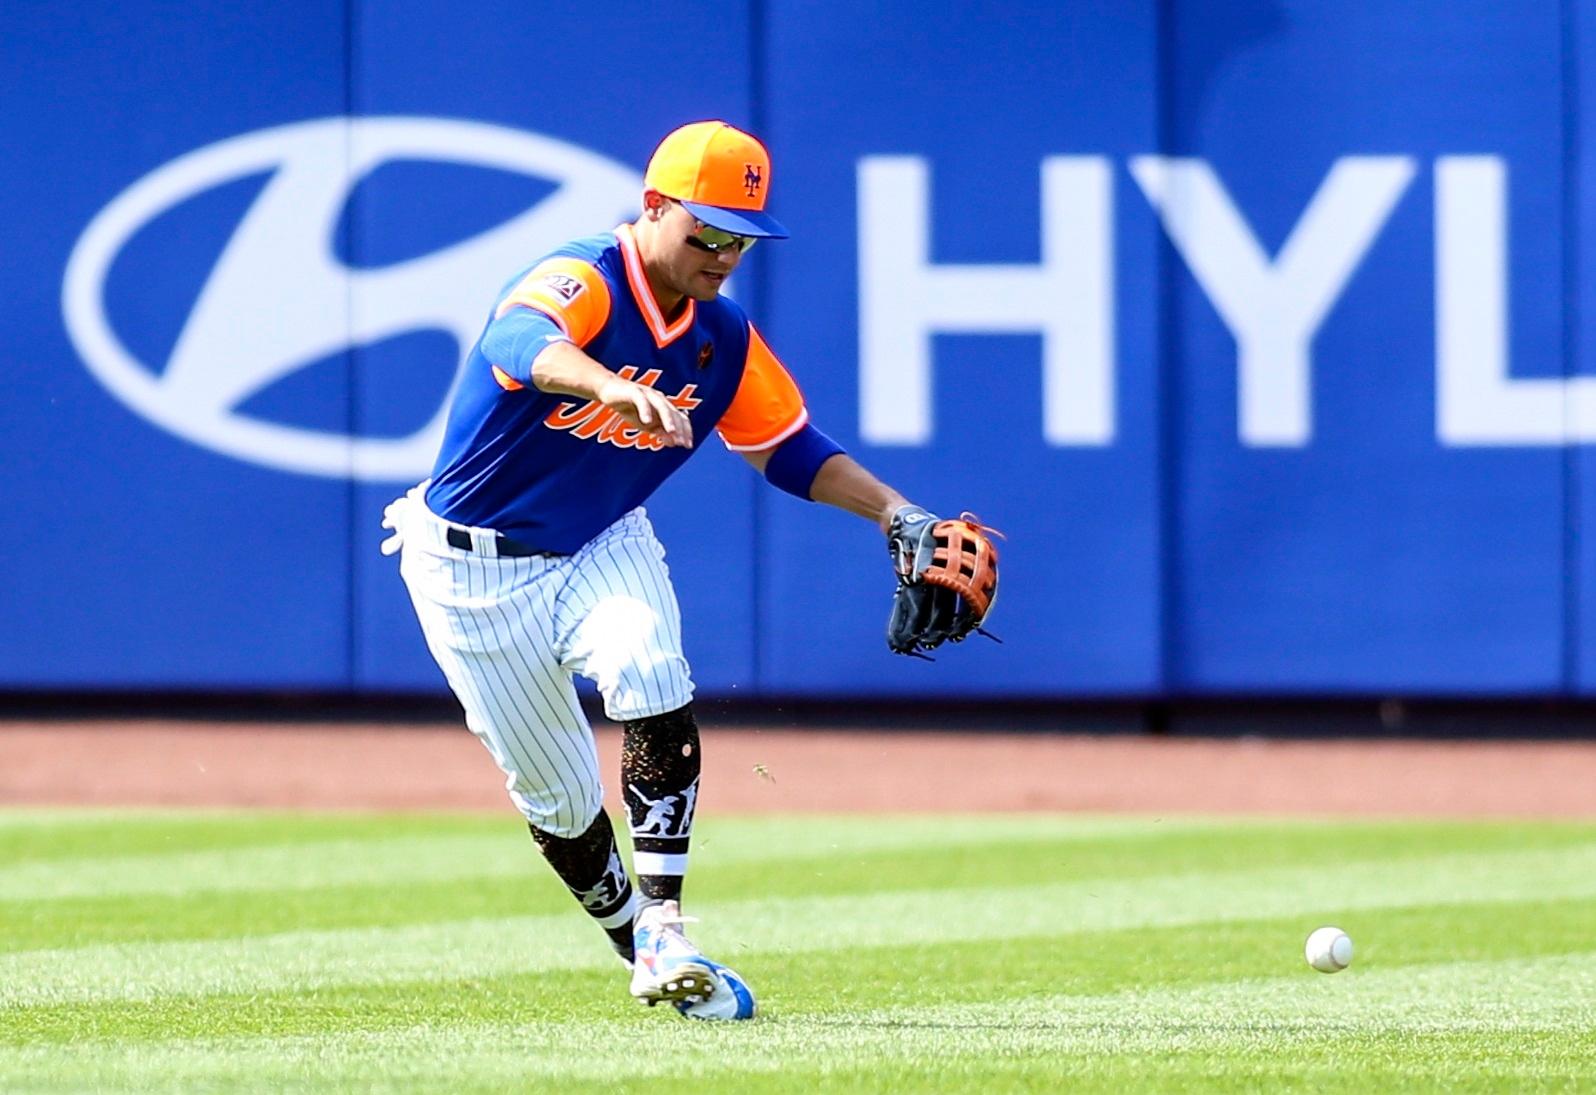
[494,258,611,347]
[717,324,809,451]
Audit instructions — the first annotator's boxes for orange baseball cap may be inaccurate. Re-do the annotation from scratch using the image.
[644,121,789,239]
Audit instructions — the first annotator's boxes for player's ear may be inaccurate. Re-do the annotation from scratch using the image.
[642,189,669,221]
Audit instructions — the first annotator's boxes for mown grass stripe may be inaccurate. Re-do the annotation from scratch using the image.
[0,835,527,900]
[7,841,1596,1008]
[12,820,1596,956]
[0,812,499,868]
[0,815,1252,900]
[917,949,1596,1031]
[11,814,1594,904]
[11,897,1593,1046]
[1,951,1591,1094]
[0,811,212,829]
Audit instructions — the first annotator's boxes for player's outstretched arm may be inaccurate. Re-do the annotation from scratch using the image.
[740,449,906,531]
[808,453,910,532]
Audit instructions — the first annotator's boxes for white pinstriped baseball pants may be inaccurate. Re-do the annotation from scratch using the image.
[396,488,694,836]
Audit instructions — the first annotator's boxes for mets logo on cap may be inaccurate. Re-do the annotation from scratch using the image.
[644,121,788,239]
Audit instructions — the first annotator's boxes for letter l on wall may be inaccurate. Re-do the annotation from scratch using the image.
[1436,156,1596,444]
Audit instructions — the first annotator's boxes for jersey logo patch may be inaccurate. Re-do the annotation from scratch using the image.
[540,273,584,302]
[544,366,703,451]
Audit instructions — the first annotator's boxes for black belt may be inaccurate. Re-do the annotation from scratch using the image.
[445,527,556,558]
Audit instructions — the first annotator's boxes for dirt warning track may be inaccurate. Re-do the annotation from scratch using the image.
[0,721,1592,817]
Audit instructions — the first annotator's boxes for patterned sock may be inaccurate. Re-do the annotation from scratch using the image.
[528,810,636,963]
[621,705,701,909]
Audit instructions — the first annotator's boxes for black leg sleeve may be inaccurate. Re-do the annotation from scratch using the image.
[621,704,702,902]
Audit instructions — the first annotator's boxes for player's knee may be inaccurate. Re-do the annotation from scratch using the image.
[511,781,604,839]
[599,652,693,724]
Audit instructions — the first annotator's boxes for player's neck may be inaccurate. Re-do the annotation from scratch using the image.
[631,220,689,321]
[642,266,687,321]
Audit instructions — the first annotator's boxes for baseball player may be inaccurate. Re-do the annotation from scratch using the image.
[380,121,998,1021]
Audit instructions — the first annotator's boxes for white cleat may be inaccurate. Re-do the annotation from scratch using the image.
[629,900,721,1008]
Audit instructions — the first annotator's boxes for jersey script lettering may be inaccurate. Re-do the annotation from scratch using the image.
[545,366,705,451]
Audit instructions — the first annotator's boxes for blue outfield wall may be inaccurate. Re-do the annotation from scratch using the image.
[2,0,1595,697]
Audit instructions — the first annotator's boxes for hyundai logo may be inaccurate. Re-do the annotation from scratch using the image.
[62,116,641,480]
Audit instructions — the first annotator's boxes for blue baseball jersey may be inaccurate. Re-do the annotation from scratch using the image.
[426,225,810,554]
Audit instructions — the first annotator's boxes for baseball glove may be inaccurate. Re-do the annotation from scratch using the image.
[885,505,1001,656]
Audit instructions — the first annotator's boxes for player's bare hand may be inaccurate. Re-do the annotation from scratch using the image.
[597,377,693,448]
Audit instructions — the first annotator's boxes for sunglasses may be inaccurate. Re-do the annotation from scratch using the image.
[672,201,757,254]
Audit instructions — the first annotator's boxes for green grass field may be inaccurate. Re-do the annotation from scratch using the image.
[3,811,1595,1093]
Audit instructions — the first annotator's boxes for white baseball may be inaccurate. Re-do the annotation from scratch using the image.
[1304,926,1353,973]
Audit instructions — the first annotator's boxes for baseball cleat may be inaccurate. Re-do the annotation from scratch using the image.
[673,959,757,1021]
[629,900,721,1008]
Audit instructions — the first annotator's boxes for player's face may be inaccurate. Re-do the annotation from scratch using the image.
[661,200,749,301]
